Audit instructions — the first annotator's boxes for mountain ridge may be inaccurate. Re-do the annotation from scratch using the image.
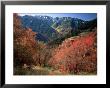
[20,15,97,43]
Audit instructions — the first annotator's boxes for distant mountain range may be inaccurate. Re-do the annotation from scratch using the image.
[20,15,97,43]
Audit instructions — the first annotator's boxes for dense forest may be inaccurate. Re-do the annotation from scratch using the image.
[14,13,97,75]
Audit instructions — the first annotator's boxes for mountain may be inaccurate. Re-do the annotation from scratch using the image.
[52,17,83,32]
[36,33,49,43]
[20,15,60,42]
[14,14,97,75]
[52,17,97,34]
[20,15,97,43]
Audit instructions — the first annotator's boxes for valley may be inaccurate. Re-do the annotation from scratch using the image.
[14,13,97,75]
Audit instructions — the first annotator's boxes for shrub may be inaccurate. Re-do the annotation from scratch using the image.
[49,32,97,74]
[14,14,50,67]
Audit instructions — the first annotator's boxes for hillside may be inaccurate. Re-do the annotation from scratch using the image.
[20,15,60,42]
[49,31,97,74]
[14,13,97,75]
[20,15,97,43]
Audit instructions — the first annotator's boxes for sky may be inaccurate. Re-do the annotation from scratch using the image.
[18,13,97,21]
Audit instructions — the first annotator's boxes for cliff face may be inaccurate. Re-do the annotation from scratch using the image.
[49,31,97,74]
[20,15,97,42]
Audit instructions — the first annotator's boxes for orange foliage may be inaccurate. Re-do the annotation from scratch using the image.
[49,32,97,74]
[14,13,42,66]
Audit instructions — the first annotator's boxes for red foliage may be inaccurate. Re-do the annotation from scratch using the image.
[49,32,97,74]
[14,13,44,66]
[71,32,95,49]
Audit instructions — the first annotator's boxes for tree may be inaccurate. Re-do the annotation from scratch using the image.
[14,13,51,67]
[14,13,39,66]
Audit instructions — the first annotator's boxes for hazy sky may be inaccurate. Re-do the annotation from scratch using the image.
[18,13,97,21]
